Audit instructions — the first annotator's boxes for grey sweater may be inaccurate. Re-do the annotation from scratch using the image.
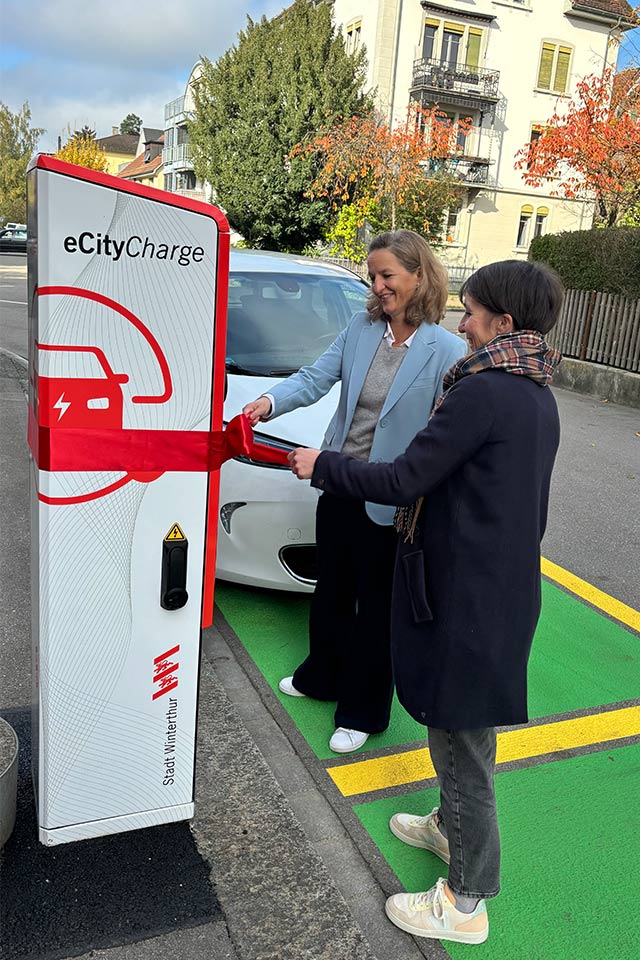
[341,337,407,460]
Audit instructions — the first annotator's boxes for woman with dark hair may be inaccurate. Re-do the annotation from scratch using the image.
[242,230,465,753]
[289,259,564,944]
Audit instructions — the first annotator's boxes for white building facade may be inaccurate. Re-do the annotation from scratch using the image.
[328,0,637,269]
[163,62,211,203]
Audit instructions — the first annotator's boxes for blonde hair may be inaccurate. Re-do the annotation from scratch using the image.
[366,229,448,327]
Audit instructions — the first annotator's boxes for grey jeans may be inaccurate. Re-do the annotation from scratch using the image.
[427,726,501,900]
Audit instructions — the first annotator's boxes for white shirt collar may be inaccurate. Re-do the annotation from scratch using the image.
[384,321,417,348]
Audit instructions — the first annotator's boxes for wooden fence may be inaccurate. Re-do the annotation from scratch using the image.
[548,289,640,374]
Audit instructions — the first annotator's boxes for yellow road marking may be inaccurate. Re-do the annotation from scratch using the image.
[541,557,640,633]
[328,705,640,797]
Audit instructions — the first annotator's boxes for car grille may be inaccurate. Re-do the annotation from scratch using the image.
[278,544,318,585]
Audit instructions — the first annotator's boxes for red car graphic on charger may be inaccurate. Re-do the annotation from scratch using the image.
[36,343,129,430]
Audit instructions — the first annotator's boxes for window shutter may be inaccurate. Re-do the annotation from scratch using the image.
[443,22,465,34]
[537,43,555,90]
[466,30,482,70]
[554,47,571,93]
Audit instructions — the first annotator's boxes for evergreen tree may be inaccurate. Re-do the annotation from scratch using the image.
[120,113,142,136]
[189,0,372,250]
[73,125,96,140]
[0,101,44,223]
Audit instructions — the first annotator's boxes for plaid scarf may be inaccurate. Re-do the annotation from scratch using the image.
[394,331,561,542]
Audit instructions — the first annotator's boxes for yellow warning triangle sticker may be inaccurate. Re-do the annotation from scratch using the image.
[165,523,186,541]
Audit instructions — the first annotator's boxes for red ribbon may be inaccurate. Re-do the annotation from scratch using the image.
[28,408,255,472]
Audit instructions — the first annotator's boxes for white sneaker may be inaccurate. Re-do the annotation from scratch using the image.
[278,676,306,697]
[389,806,450,864]
[385,878,488,944]
[329,727,369,753]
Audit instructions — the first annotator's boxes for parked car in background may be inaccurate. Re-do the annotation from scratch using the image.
[218,249,368,592]
[0,229,27,253]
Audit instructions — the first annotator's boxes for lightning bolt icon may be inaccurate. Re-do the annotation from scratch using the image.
[53,393,71,421]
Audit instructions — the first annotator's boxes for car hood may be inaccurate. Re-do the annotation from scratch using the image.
[224,374,340,448]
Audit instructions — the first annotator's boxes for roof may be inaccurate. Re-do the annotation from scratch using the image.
[142,127,163,144]
[612,67,640,110]
[95,133,139,155]
[568,0,638,26]
[118,146,164,180]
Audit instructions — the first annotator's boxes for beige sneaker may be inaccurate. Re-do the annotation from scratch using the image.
[385,878,488,944]
[389,807,450,864]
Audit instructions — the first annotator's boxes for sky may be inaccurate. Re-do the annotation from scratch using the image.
[1,0,638,154]
[0,0,286,152]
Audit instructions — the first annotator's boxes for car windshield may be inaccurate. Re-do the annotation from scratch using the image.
[226,270,368,376]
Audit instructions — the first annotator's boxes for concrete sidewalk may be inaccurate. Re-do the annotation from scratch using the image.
[0,349,429,960]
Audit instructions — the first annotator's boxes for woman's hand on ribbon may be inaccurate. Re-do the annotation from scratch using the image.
[242,396,272,426]
[288,447,320,480]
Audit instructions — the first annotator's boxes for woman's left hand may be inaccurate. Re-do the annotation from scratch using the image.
[288,447,321,480]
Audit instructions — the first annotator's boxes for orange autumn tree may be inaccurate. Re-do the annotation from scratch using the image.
[292,103,472,256]
[515,68,640,227]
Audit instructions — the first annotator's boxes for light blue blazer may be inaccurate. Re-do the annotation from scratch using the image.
[267,311,467,524]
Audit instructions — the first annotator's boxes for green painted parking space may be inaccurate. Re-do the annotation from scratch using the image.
[214,574,640,958]
[354,743,640,959]
[215,578,640,761]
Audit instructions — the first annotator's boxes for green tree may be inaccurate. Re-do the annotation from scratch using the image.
[189,0,372,250]
[0,101,44,223]
[73,125,96,140]
[120,113,142,136]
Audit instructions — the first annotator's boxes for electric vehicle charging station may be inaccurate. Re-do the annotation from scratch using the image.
[27,156,249,845]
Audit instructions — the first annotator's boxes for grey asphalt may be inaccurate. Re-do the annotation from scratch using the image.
[1,257,639,960]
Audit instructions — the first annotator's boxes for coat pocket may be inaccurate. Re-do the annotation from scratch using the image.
[402,550,433,623]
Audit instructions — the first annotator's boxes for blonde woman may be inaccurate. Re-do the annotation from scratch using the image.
[243,230,465,753]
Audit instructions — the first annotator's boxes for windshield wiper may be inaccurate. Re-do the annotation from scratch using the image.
[225,359,297,377]
[225,359,264,376]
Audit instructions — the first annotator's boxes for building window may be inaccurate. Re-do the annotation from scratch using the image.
[442,24,463,69]
[516,204,534,248]
[445,200,463,242]
[527,124,544,169]
[537,43,572,94]
[442,111,473,152]
[466,28,482,71]
[346,20,362,55]
[533,206,548,239]
[164,173,174,192]
[419,17,484,70]
[422,21,437,59]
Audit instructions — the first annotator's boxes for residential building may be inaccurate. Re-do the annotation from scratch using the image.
[163,62,211,202]
[118,128,165,190]
[95,130,139,176]
[328,0,638,268]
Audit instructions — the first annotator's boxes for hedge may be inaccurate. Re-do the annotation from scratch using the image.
[529,228,640,298]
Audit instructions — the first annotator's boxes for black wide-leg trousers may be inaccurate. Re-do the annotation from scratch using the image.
[292,492,398,733]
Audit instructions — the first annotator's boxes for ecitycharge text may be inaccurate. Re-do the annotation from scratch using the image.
[63,232,205,267]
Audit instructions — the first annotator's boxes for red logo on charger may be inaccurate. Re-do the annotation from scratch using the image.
[153,645,180,700]
[37,343,129,429]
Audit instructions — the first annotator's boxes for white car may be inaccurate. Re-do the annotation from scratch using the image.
[218,249,369,592]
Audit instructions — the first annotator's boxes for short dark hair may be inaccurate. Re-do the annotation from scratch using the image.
[460,259,564,335]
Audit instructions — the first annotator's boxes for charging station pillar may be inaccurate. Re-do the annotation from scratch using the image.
[26,155,244,845]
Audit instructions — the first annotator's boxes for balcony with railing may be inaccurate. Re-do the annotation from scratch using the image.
[429,154,493,187]
[164,96,186,122]
[411,58,500,118]
[163,142,194,166]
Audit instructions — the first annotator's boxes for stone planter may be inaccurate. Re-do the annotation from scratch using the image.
[0,717,18,848]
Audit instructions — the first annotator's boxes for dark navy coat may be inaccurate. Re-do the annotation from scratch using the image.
[312,369,560,730]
